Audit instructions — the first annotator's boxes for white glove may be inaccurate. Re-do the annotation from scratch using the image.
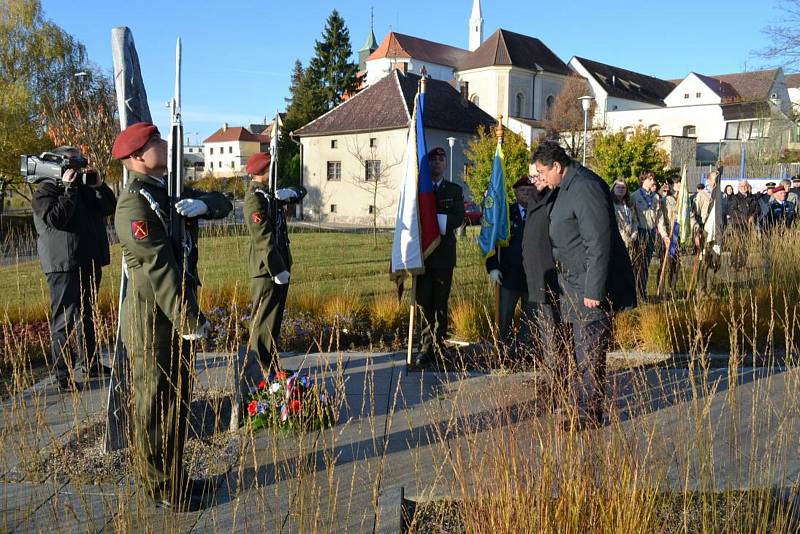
[275,188,299,201]
[182,319,210,340]
[489,269,503,285]
[175,198,208,218]
[273,270,291,285]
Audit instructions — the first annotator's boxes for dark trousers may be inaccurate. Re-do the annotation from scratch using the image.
[729,227,749,270]
[497,287,534,348]
[124,296,194,498]
[45,264,102,381]
[634,229,656,299]
[568,315,612,422]
[248,276,289,370]
[416,267,453,357]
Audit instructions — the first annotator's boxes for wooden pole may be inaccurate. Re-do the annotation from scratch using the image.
[406,275,417,365]
[656,238,670,296]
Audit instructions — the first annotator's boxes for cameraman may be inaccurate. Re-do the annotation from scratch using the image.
[31,146,116,391]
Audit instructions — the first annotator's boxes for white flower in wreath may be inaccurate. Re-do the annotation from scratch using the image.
[270,382,281,394]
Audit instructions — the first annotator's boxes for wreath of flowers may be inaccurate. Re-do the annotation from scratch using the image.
[245,370,335,432]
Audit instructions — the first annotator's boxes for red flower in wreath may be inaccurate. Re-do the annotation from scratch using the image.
[247,400,258,416]
[257,379,267,390]
[276,370,291,380]
[288,399,302,414]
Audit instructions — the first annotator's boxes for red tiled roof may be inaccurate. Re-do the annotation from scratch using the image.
[367,32,470,68]
[574,56,676,106]
[203,126,260,144]
[293,70,495,137]
[459,29,571,75]
[694,69,780,103]
[786,73,800,89]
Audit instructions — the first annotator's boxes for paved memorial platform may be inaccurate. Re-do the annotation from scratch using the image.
[1,351,798,532]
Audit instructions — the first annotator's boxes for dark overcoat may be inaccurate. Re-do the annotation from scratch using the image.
[521,188,560,304]
[486,202,527,292]
[548,163,636,322]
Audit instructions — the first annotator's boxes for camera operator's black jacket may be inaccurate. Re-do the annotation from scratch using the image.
[32,180,117,273]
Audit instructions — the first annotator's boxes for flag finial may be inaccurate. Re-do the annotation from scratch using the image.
[496,115,505,142]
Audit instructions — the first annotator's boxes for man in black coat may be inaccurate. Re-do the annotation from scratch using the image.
[414,147,465,368]
[31,146,116,391]
[726,179,759,270]
[532,141,636,430]
[486,176,536,351]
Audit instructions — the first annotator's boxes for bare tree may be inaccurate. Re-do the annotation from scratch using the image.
[757,0,800,68]
[543,74,595,158]
[346,137,402,247]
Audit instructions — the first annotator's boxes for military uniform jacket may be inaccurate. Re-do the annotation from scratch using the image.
[114,171,232,334]
[763,199,797,231]
[486,202,527,292]
[424,179,464,270]
[631,188,661,231]
[244,181,291,278]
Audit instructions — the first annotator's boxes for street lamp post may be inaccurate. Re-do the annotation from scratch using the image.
[446,136,456,181]
[578,95,594,165]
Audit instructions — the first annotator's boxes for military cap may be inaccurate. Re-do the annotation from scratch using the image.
[112,122,160,160]
[246,152,271,175]
[771,185,788,194]
[765,182,777,188]
[512,176,534,189]
[428,147,447,158]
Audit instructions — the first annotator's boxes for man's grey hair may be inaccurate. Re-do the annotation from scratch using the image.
[780,178,792,187]
[738,179,749,186]
[53,146,81,156]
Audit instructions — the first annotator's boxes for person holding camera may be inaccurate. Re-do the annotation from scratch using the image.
[31,146,116,392]
[243,152,305,377]
[112,122,232,512]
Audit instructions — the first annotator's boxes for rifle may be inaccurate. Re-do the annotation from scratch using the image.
[167,38,189,277]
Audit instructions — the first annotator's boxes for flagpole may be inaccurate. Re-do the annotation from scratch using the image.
[406,73,427,366]
[493,117,505,331]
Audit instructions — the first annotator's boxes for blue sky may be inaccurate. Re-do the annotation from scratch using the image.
[42,0,782,141]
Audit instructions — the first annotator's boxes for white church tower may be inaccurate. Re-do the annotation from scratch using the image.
[469,0,484,51]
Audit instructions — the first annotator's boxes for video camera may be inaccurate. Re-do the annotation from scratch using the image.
[20,152,100,186]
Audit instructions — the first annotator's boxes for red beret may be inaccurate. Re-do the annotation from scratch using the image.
[513,176,534,189]
[112,122,160,160]
[246,152,271,175]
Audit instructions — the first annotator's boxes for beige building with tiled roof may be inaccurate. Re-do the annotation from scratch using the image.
[202,124,262,177]
[293,71,494,226]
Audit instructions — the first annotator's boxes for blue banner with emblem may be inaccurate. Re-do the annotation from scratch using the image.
[478,142,510,262]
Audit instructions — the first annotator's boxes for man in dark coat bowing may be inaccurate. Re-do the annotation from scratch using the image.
[531,141,636,430]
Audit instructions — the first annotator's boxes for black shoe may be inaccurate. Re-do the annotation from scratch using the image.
[85,363,113,378]
[154,478,216,513]
[407,352,434,372]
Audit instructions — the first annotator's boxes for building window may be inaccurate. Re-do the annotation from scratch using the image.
[725,120,765,141]
[545,95,555,120]
[695,92,702,98]
[210,147,214,155]
[229,146,233,154]
[326,161,341,181]
[648,124,660,133]
[331,140,338,149]
[368,205,375,214]
[515,92,525,118]
[470,94,480,107]
[187,148,192,153]
[210,162,213,169]
[683,125,696,137]
[330,204,337,213]
[684,93,689,99]
[623,126,634,140]
[365,160,381,181]
[230,161,235,169]
[369,137,377,148]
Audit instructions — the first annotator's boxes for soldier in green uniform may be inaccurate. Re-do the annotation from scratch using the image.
[242,152,297,375]
[414,146,465,368]
[112,122,232,511]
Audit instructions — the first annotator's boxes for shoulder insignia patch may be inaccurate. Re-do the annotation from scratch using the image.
[131,220,148,240]
[251,212,263,224]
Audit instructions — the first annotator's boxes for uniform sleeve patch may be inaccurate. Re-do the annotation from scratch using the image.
[131,220,149,240]
[251,212,263,224]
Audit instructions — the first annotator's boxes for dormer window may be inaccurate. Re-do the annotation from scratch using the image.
[696,92,701,98]
[684,93,690,99]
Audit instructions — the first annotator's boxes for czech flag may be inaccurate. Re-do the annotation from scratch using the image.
[391,79,440,280]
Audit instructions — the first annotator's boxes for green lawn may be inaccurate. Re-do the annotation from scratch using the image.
[0,227,492,320]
